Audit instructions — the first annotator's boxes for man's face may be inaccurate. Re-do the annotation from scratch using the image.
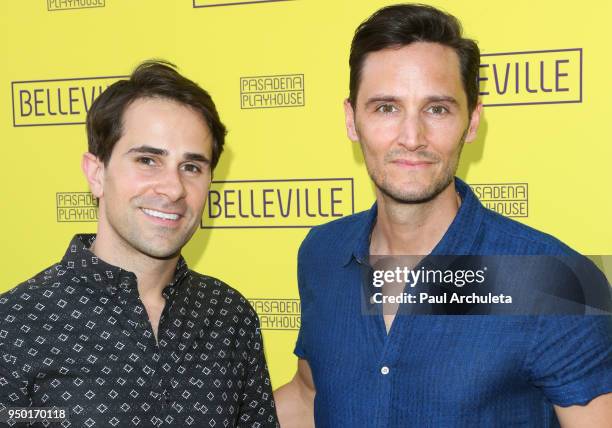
[93,97,213,259]
[345,42,481,203]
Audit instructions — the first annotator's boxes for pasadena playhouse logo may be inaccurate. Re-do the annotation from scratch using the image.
[240,74,304,109]
[47,0,105,11]
[248,298,300,331]
[11,75,127,127]
[201,178,354,228]
[56,192,98,223]
[470,183,528,218]
[479,48,582,106]
[193,0,291,8]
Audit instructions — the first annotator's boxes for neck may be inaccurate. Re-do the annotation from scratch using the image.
[90,224,179,301]
[370,182,461,256]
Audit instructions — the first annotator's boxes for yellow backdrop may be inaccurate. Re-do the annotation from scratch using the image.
[1,0,611,388]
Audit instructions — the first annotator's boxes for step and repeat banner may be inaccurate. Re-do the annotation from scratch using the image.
[1,0,610,387]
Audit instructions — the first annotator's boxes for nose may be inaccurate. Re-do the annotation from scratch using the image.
[396,111,425,151]
[153,167,187,202]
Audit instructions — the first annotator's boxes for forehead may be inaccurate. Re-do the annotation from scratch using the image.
[118,97,212,154]
[357,42,466,104]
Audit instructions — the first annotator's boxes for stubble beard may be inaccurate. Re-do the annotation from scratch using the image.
[103,201,197,261]
[368,138,465,205]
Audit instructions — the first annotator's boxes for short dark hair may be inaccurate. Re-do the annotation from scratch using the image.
[86,60,226,169]
[349,4,480,113]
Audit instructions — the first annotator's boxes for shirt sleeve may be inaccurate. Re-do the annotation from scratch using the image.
[293,332,307,359]
[293,231,313,360]
[526,315,612,406]
[236,314,279,428]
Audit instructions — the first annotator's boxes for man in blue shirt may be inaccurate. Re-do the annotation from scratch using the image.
[274,4,612,427]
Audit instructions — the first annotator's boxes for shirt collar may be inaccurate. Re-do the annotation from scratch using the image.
[61,234,190,298]
[345,177,485,265]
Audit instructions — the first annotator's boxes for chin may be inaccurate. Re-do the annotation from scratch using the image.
[380,180,449,204]
[141,246,183,260]
[131,237,185,260]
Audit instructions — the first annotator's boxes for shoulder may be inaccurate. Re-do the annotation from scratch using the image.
[0,262,71,354]
[307,209,370,238]
[185,270,260,326]
[0,262,68,313]
[478,207,579,256]
[299,210,370,258]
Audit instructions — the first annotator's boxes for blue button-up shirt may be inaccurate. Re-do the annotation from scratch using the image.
[294,178,612,427]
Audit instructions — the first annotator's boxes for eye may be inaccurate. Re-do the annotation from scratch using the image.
[182,163,202,174]
[375,104,398,114]
[427,105,449,115]
[136,156,156,166]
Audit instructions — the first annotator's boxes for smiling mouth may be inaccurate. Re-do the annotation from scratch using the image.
[141,208,181,221]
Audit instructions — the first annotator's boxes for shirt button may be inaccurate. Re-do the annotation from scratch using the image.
[381,366,390,375]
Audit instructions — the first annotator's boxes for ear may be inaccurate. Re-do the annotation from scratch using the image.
[343,99,359,142]
[464,101,483,143]
[81,152,105,198]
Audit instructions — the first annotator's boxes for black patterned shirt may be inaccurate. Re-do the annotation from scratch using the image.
[0,234,279,427]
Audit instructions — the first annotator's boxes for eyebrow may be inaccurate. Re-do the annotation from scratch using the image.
[184,153,210,163]
[364,96,401,107]
[126,145,210,163]
[425,95,459,106]
[364,95,459,107]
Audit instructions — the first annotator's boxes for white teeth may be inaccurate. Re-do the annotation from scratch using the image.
[142,208,179,221]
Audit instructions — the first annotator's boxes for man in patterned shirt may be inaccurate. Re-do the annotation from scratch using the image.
[0,61,279,427]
